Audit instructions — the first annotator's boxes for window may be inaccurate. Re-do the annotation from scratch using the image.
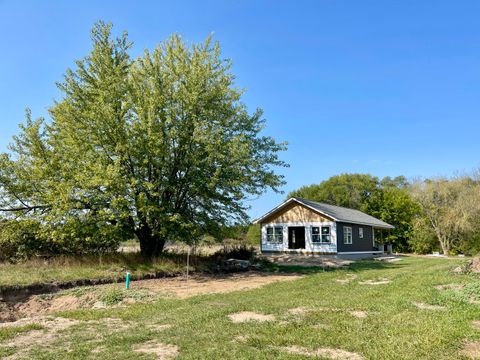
[266,227,283,243]
[312,226,331,243]
[343,226,352,244]
[359,227,364,239]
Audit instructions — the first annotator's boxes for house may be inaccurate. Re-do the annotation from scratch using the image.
[254,197,394,259]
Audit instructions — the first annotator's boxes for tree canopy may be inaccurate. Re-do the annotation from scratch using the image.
[0,22,287,257]
[288,173,379,209]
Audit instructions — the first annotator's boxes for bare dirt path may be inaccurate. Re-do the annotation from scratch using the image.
[128,272,302,299]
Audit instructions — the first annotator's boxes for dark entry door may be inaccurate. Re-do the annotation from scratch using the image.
[288,227,305,249]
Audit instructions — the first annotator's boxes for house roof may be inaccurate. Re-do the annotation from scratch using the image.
[255,197,395,229]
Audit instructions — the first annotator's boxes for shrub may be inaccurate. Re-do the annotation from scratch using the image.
[0,219,48,262]
[408,217,439,254]
[0,218,122,262]
[99,287,126,305]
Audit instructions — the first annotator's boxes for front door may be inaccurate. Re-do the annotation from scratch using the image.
[288,227,305,249]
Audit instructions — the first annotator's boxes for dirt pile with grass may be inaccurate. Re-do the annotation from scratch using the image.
[279,345,364,360]
[453,257,480,274]
[133,340,179,359]
[467,257,480,273]
[228,311,276,323]
[0,272,301,323]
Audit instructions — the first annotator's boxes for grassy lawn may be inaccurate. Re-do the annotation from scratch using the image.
[1,256,480,359]
[0,253,190,289]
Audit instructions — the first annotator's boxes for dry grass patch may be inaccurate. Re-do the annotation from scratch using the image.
[336,274,357,285]
[0,316,79,360]
[279,345,364,360]
[0,316,132,359]
[133,340,179,359]
[233,335,249,343]
[358,278,391,285]
[148,324,172,332]
[349,310,368,319]
[228,311,276,323]
[287,307,312,316]
[459,341,480,359]
[473,321,480,330]
[434,284,465,291]
[412,302,446,311]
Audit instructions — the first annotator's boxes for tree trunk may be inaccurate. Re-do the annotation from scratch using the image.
[136,224,166,258]
[438,236,450,256]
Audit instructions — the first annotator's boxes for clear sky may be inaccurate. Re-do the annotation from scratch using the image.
[1,0,479,220]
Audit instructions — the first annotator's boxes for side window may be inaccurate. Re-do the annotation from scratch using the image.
[343,226,352,244]
[266,227,283,243]
[359,227,364,239]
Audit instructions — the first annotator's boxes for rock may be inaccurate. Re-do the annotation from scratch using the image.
[222,259,251,272]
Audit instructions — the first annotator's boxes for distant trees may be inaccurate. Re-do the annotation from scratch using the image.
[0,22,287,259]
[411,177,480,255]
[288,174,379,209]
[288,173,480,255]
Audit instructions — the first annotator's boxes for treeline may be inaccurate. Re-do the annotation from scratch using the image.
[287,173,480,255]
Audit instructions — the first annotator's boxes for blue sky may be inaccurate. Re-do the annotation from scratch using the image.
[1,0,479,220]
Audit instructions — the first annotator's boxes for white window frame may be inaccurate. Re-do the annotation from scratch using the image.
[359,227,364,239]
[266,226,283,244]
[311,225,331,244]
[344,226,352,244]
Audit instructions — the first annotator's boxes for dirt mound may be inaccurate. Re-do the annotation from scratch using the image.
[0,272,301,323]
[459,341,480,359]
[453,258,480,274]
[228,311,276,323]
[133,341,179,359]
[468,258,480,273]
[279,345,364,360]
[17,294,94,316]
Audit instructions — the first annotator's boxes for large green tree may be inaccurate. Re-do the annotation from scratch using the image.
[0,22,287,257]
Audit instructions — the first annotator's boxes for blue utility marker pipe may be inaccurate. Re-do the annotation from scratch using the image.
[125,271,131,290]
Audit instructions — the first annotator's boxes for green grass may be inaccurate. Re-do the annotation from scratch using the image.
[2,256,480,359]
[0,252,194,289]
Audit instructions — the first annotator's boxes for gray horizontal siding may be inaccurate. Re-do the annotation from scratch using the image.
[336,222,374,252]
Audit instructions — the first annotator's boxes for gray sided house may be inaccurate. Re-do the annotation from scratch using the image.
[254,198,394,258]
